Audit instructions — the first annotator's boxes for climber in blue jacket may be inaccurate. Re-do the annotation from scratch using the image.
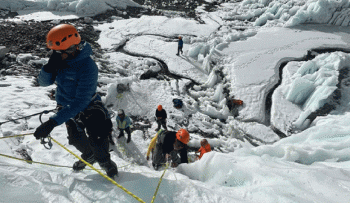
[34,24,118,178]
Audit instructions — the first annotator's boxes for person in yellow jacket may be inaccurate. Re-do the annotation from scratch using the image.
[146,132,159,160]
[116,109,132,143]
[146,129,189,170]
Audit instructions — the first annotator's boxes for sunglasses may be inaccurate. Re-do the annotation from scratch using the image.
[56,45,77,54]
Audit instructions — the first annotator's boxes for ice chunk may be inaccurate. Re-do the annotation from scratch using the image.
[297,61,318,76]
[286,78,315,105]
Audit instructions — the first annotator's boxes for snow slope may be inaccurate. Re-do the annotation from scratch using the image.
[1,0,350,203]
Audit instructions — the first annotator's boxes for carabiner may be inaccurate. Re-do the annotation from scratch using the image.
[40,136,53,150]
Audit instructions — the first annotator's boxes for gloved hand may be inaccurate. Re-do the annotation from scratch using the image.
[43,51,65,73]
[171,162,178,168]
[146,156,149,160]
[165,154,171,162]
[34,119,58,139]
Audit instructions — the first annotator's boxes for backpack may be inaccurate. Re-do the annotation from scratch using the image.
[173,99,183,109]
[152,129,168,169]
[156,129,167,145]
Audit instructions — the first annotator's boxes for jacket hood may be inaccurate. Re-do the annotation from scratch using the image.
[66,41,93,63]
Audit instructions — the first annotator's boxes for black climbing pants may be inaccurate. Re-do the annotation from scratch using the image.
[156,118,167,130]
[119,126,131,139]
[61,100,112,163]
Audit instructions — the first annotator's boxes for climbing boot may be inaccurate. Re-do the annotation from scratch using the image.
[108,134,115,145]
[152,163,160,171]
[127,135,131,143]
[117,133,124,139]
[73,154,96,171]
[99,160,118,178]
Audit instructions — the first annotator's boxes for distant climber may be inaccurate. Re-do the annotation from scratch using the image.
[155,105,167,131]
[227,97,244,117]
[146,129,190,170]
[116,109,132,143]
[176,36,183,56]
[195,139,211,160]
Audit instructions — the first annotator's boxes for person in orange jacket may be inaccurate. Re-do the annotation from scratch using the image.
[196,139,211,160]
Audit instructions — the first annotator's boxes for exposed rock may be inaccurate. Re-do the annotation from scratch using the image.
[0,9,18,19]
[0,46,9,59]
[84,17,93,24]
[0,19,103,76]
[0,1,216,77]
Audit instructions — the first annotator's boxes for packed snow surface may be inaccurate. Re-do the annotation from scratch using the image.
[1,0,350,202]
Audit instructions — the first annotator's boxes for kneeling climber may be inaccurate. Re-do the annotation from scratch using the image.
[147,128,190,170]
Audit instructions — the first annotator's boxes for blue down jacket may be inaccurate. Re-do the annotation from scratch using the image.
[38,42,98,125]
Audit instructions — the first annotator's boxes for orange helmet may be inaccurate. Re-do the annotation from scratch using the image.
[46,24,81,50]
[178,36,182,40]
[157,105,162,111]
[176,129,189,144]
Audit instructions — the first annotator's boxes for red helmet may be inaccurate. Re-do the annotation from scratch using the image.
[176,129,189,144]
[157,105,162,111]
[46,24,81,50]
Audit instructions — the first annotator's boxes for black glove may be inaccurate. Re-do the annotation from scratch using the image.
[34,119,58,139]
[43,51,65,73]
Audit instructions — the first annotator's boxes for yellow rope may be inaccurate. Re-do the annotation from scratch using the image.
[0,132,135,169]
[0,153,132,170]
[1,132,172,203]
[0,132,33,139]
[0,153,35,165]
[50,137,146,203]
[116,93,123,99]
[151,162,169,203]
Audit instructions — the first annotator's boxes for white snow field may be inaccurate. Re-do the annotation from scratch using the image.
[1,0,350,202]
